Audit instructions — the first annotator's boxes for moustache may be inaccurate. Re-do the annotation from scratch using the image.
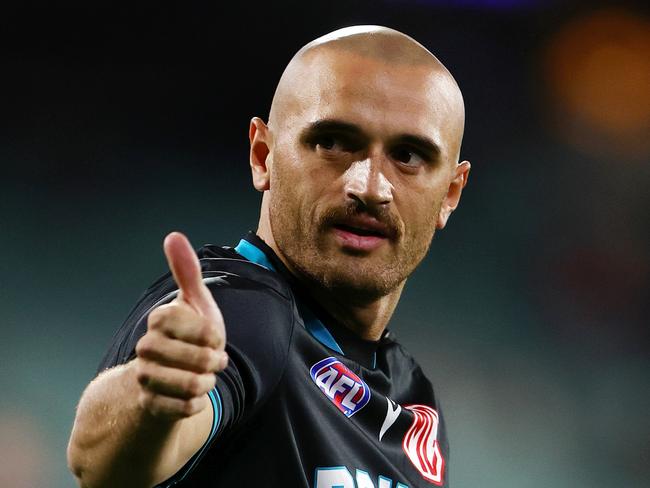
[318,201,402,240]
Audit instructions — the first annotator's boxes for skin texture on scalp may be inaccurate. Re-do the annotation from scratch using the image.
[253,25,470,337]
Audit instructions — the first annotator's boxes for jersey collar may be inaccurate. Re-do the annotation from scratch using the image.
[234,235,345,356]
[234,238,276,272]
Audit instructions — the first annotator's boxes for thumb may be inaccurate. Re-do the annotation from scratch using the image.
[163,231,214,313]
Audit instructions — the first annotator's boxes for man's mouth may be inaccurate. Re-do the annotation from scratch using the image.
[333,224,387,238]
[330,216,394,252]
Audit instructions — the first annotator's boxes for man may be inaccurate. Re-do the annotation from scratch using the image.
[67,25,470,488]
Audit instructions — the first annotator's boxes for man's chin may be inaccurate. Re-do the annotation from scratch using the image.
[315,262,402,302]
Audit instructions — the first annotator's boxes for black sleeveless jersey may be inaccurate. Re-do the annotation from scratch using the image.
[99,233,449,487]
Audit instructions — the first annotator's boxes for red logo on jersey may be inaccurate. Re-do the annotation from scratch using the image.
[402,404,445,485]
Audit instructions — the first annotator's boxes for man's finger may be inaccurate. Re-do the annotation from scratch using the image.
[138,390,210,419]
[146,303,224,350]
[163,232,211,310]
[136,331,226,373]
[136,360,216,400]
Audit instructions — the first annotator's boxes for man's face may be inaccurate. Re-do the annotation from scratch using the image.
[266,49,465,301]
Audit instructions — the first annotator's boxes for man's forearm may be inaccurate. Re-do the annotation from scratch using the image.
[67,361,207,488]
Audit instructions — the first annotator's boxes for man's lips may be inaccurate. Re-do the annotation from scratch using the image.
[333,215,394,238]
[330,215,395,252]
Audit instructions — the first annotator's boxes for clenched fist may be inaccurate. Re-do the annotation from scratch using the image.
[134,232,228,419]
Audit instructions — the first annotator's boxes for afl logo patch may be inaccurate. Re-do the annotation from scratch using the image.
[309,357,371,417]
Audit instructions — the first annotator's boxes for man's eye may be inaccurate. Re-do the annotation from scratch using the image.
[315,135,338,151]
[390,147,425,167]
[311,133,363,153]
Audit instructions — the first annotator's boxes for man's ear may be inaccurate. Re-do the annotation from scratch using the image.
[436,160,471,229]
[249,117,271,192]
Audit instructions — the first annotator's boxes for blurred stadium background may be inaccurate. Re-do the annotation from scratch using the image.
[1,1,648,486]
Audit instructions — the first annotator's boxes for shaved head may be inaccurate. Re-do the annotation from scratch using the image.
[299,25,446,65]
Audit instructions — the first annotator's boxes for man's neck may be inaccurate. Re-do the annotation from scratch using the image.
[307,282,403,341]
[256,220,403,342]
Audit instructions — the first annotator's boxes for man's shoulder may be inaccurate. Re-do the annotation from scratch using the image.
[141,243,297,337]
[142,243,293,306]
[98,243,296,373]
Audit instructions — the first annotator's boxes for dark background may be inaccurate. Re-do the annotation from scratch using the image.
[1,1,649,487]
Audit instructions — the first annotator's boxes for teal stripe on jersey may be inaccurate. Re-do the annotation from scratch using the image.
[235,239,276,271]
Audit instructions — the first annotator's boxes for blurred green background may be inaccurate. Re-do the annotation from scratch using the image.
[1,1,648,487]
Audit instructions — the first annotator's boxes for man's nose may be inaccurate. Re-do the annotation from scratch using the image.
[343,157,394,207]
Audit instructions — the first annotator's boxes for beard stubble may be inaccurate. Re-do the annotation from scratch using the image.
[268,173,441,303]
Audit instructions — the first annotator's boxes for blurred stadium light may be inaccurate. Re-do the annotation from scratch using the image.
[543,8,650,161]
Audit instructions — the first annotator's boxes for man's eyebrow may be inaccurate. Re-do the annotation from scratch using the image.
[392,134,441,158]
[300,119,367,139]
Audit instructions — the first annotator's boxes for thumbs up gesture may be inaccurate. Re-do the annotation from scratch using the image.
[134,232,228,419]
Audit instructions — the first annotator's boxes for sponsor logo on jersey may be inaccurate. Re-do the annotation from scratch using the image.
[402,404,445,485]
[379,397,402,441]
[309,357,371,418]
